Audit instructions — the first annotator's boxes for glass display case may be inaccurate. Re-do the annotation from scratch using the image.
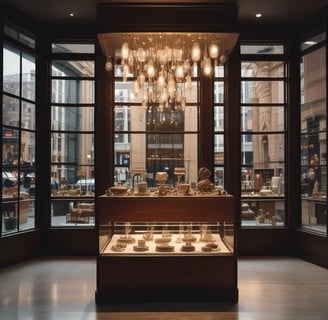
[96,194,238,304]
[99,222,234,256]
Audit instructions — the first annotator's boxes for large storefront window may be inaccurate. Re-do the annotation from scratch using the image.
[50,44,95,227]
[2,29,36,235]
[300,33,327,235]
[240,44,287,227]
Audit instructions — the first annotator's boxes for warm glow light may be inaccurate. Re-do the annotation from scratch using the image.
[191,42,201,62]
[146,60,155,78]
[121,42,129,60]
[203,58,213,76]
[104,33,236,126]
[105,58,113,72]
[209,43,219,59]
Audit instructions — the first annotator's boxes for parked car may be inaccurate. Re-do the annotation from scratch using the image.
[75,178,95,193]
[2,172,18,187]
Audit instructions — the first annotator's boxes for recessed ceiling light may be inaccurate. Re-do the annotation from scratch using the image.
[69,13,75,17]
[256,13,262,18]
[304,41,317,45]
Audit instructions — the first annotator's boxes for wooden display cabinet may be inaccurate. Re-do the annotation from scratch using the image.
[95,194,238,304]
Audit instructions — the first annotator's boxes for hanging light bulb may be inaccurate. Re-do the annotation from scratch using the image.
[105,57,113,72]
[137,47,146,62]
[111,33,232,127]
[183,59,191,73]
[138,72,145,89]
[209,43,219,59]
[122,63,129,81]
[219,53,227,64]
[185,75,193,92]
[203,57,213,76]
[191,42,201,62]
[121,42,129,60]
[147,60,155,78]
[157,72,166,89]
[175,64,184,82]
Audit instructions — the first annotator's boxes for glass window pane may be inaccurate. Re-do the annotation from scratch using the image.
[214,81,224,103]
[114,133,198,187]
[2,198,18,234]
[2,129,19,165]
[240,45,284,54]
[241,61,285,78]
[241,133,285,167]
[214,134,224,165]
[241,80,285,104]
[51,133,94,164]
[22,53,35,101]
[19,195,35,230]
[4,25,18,40]
[115,106,133,132]
[51,164,94,188]
[51,199,95,226]
[214,107,224,131]
[51,79,94,104]
[301,199,327,234]
[147,133,198,187]
[115,81,135,102]
[18,33,35,49]
[300,47,326,105]
[51,61,95,77]
[51,106,94,131]
[241,106,285,132]
[22,101,36,130]
[2,94,19,127]
[3,46,20,96]
[51,43,95,54]
[21,131,35,165]
[214,167,224,187]
[214,65,224,77]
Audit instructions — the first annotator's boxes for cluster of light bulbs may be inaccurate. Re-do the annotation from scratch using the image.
[105,34,227,125]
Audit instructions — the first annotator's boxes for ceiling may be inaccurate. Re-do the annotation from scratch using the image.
[3,0,328,26]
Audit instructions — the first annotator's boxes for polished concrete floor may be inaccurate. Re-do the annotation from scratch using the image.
[1,256,328,320]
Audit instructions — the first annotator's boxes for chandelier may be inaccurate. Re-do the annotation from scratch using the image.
[101,32,237,126]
